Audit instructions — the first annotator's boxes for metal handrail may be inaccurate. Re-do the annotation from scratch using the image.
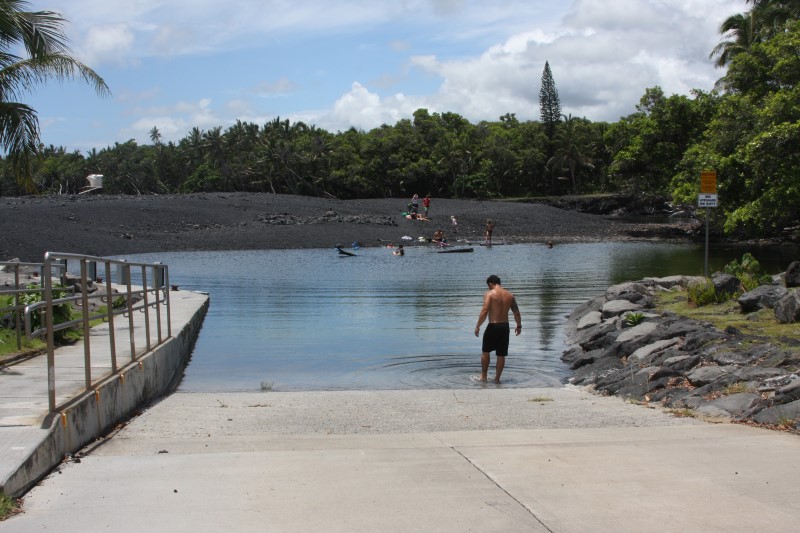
[21,252,172,413]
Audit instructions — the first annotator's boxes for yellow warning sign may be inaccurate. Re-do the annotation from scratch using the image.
[700,170,717,194]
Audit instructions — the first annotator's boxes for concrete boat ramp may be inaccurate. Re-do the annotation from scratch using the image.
[3,299,800,531]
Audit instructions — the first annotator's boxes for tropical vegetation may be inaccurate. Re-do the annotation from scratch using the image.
[0,1,798,240]
[0,0,109,191]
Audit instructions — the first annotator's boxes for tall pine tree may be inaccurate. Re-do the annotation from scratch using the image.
[539,61,561,139]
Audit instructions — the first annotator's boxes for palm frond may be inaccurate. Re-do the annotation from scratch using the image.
[0,1,69,57]
[0,100,39,190]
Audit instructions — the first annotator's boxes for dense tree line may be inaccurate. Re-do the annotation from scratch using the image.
[1,0,798,239]
[0,111,614,200]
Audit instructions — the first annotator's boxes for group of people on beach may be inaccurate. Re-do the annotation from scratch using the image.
[404,194,499,246]
[408,194,431,218]
[406,194,431,221]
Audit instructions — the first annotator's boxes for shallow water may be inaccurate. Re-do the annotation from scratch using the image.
[117,242,798,392]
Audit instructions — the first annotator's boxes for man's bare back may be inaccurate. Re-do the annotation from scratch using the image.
[483,287,517,323]
[475,282,521,331]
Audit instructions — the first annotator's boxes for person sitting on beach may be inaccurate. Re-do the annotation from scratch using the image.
[393,244,404,256]
[432,229,446,244]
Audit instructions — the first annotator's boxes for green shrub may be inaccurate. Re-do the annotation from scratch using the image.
[19,284,74,338]
[687,279,734,307]
[624,312,646,327]
[723,253,772,291]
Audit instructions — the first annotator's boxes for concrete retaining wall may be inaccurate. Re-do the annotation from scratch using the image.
[3,296,209,498]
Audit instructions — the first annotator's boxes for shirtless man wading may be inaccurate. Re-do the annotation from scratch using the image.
[474,275,521,383]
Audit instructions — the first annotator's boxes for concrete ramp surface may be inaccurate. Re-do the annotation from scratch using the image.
[4,389,799,532]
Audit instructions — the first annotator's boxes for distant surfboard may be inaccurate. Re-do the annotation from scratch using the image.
[437,247,473,254]
[336,247,356,256]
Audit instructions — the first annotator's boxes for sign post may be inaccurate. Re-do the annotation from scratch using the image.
[699,171,717,276]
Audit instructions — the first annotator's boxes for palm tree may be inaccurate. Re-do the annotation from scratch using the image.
[149,126,162,145]
[711,1,800,68]
[747,1,800,34]
[0,0,109,190]
[547,114,593,193]
[709,11,761,68]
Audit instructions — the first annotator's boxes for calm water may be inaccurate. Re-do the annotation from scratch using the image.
[118,242,798,392]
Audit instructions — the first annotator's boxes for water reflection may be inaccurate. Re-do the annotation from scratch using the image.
[117,241,798,392]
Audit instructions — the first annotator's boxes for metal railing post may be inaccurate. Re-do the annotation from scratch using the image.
[58,259,65,285]
[80,259,92,388]
[43,255,56,413]
[164,266,172,337]
[13,264,21,350]
[119,261,129,286]
[154,264,163,344]
[125,264,136,361]
[141,265,151,351]
[104,260,117,373]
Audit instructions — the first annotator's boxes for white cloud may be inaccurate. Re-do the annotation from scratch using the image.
[307,82,421,132]
[78,24,136,67]
[37,0,752,150]
[293,0,750,128]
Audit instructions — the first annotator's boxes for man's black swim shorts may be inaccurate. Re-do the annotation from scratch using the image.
[482,322,510,356]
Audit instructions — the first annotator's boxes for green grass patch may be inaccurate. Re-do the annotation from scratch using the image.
[654,290,799,347]
[668,408,697,418]
[777,413,797,430]
[0,299,109,358]
[529,396,553,403]
[0,327,46,357]
[722,382,756,395]
[686,278,736,306]
[0,492,21,521]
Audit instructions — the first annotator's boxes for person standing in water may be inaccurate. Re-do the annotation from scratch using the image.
[474,275,521,383]
[484,219,495,244]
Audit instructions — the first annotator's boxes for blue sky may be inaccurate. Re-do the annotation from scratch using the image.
[26,0,748,153]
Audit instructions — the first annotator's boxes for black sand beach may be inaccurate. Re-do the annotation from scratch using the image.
[0,193,693,262]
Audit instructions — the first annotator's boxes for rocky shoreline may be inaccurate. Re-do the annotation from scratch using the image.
[562,266,800,430]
